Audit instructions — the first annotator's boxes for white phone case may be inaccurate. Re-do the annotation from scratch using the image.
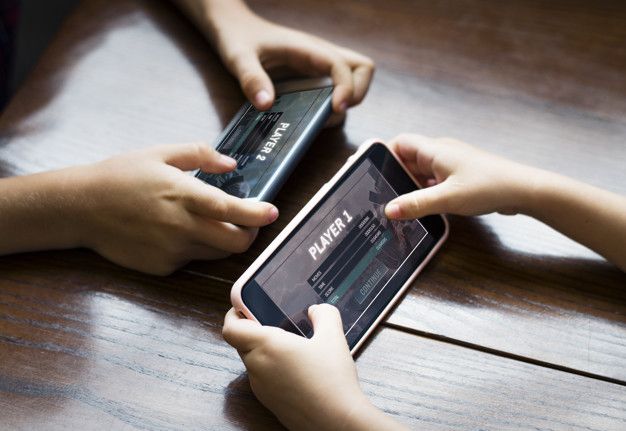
[231,139,449,354]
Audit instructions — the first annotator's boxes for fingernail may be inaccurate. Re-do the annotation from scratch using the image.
[267,206,279,223]
[385,202,400,219]
[339,101,348,113]
[255,90,271,107]
[220,154,237,167]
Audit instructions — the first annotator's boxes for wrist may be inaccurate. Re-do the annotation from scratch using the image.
[185,0,257,45]
[339,392,404,431]
[513,165,559,218]
[521,167,588,222]
[46,165,94,250]
[496,161,547,216]
[0,166,91,255]
[64,162,117,252]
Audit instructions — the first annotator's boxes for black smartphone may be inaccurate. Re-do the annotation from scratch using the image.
[195,78,333,201]
[231,140,449,352]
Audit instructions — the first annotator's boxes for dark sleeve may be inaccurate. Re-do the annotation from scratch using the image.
[0,0,20,109]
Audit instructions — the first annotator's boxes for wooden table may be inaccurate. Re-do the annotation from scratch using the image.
[1,0,625,429]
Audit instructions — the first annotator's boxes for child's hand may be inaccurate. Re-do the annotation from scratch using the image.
[223,304,401,431]
[385,134,535,220]
[206,3,374,115]
[222,305,362,430]
[75,143,278,275]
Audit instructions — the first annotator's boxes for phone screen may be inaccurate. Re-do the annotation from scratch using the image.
[196,86,332,199]
[242,143,446,348]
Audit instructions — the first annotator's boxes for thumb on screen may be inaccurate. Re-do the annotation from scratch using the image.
[308,304,345,342]
[385,182,453,220]
[231,52,275,111]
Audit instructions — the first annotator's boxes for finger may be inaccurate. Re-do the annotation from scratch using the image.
[350,64,375,105]
[328,58,354,114]
[308,304,346,343]
[230,51,275,110]
[388,134,439,177]
[223,308,266,353]
[273,42,354,114]
[190,219,258,254]
[385,182,454,220]
[183,177,279,226]
[158,142,237,173]
[335,46,375,105]
[335,45,374,68]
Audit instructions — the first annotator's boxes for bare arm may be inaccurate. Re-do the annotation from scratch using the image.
[385,134,626,271]
[526,169,626,270]
[0,168,85,254]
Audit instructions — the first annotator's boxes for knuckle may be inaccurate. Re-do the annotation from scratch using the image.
[196,142,213,159]
[162,178,185,201]
[210,198,230,220]
[409,193,425,213]
[362,56,375,70]
[239,71,261,92]
[191,141,205,153]
[184,142,205,160]
[342,74,355,91]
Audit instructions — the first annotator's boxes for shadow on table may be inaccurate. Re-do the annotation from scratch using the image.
[0,248,231,338]
[394,214,626,321]
[141,0,243,127]
[223,374,284,430]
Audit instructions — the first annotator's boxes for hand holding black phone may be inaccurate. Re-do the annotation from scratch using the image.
[195,78,333,202]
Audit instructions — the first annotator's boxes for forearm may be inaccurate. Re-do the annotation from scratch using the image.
[521,168,626,271]
[173,0,253,43]
[0,168,86,255]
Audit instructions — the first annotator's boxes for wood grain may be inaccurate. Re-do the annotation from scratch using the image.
[0,0,625,428]
[1,252,625,430]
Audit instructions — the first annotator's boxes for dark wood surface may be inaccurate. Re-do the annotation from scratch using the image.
[1,253,625,430]
[1,0,625,429]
